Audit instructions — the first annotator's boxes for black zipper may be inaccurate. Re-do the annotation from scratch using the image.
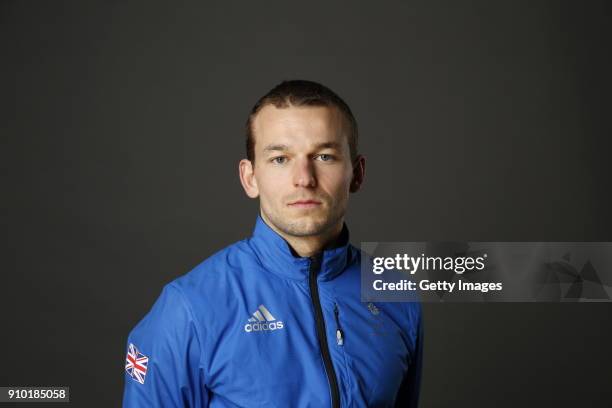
[309,254,340,408]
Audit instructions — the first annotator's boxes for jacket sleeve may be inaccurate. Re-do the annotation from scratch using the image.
[395,302,423,408]
[122,283,208,407]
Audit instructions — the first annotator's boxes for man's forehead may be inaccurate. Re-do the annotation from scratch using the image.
[252,104,348,148]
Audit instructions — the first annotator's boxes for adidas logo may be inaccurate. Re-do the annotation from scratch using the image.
[244,304,284,333]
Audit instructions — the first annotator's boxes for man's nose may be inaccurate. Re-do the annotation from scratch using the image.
[292,157,317,188]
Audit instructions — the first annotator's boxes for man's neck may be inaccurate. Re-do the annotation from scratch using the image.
[261,214,344,258]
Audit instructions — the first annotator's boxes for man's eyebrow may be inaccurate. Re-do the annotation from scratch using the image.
[314,142,341,150]
[262,142,341,154]
[262,144,290,153]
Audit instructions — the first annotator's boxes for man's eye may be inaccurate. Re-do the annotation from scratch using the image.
[316,154,334,162]
[272,156,287,164]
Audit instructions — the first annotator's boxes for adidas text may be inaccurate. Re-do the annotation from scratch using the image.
[245,304,284,333]
[244,321,284,332]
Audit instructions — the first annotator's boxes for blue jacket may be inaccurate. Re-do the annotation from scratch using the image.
[123,216,422,407]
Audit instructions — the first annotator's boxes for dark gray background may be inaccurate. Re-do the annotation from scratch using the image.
[2,1,611,407]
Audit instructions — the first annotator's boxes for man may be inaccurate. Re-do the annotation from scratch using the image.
[123,80,423,407]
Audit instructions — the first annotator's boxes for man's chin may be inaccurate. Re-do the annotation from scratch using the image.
[278,216,332,237]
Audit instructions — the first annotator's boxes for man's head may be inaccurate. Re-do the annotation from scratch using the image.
[239,80,365,240]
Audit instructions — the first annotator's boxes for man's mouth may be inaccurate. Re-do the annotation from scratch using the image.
[287,200,322,209]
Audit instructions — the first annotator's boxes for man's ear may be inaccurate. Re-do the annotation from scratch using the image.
[350,155,366,193]
[239,159,259,198]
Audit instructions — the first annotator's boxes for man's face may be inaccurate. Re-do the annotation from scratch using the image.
[241,104,360,238]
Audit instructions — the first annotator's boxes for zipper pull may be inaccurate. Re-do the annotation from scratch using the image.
[333,303,344,346]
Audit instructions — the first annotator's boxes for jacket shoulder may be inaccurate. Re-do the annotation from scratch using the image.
[171,238,255,291]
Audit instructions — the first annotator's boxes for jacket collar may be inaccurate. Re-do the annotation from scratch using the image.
[249,215,351,282]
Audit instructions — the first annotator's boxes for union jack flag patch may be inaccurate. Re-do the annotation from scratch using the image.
[125,343,149,384]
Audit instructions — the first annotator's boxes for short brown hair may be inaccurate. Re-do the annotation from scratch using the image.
[245,80,359,163]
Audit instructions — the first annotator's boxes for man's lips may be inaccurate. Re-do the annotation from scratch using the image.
[287,200,322,208]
